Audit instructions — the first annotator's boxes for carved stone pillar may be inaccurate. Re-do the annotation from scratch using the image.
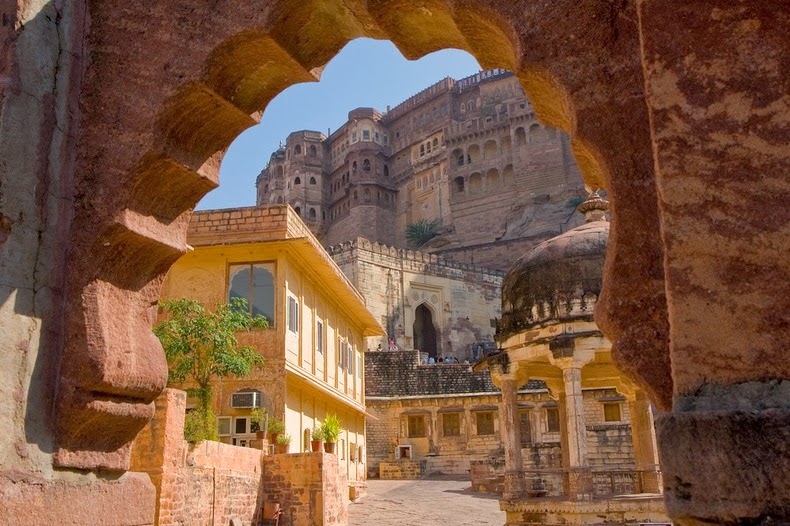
[500,377,526,499]
[557,361,592,500]
[627,390,661,493]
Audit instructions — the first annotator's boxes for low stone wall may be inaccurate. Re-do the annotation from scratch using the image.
[131,389,264,526]
[470,460,504,494]
[379,459,427,480]
[260,452,348,526]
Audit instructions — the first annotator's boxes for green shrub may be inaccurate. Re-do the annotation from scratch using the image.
[319,414,341,443]
[405,219,441,248]
[184,408,218,443]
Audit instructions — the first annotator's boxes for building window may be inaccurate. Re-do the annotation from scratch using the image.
[546,407,560,432]
[362,129,370,141]
[309,144,317,156]
[234,417,250,435]
[316,320,324,354]
[603,402,622,422]
[363,159,371,172]
[338,337,347,370]
[228,263,275,323]
[217,417,231,437]
[476,412,495,435]
[519,411,532,447]
[408,415,426,437]
[453,176,465,194]
[442,413,461,437]
[287,296,299,334]
[309,176,317,185]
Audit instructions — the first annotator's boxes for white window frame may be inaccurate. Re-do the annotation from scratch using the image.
[287,295,299,334]
[217,416,232,437]
[233,416,251,436]
[316,319,324,354]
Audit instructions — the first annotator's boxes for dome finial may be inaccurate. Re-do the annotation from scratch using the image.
[577,191,609,222]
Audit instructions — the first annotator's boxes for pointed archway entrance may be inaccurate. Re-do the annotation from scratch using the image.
[413,303,437,359]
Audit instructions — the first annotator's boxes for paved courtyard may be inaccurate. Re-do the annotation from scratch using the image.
[349,477,503,526]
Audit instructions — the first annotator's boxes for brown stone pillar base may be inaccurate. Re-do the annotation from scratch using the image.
[0,471,156,526]
[637,468,662,495]
[504,470,527,500]
[566,468,593,501]
[657,409,790,524]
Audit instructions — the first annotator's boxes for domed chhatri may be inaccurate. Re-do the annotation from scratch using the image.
[497,193,610,340]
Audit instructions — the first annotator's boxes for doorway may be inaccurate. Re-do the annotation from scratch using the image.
[413,303,438,359]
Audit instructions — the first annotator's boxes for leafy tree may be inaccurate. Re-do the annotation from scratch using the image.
[154,297,268,442]
[405,218,441,248]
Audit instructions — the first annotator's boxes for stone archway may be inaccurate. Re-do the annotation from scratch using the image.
[413,303,438,359]
[52,2,671,475]
[3,1,786,524]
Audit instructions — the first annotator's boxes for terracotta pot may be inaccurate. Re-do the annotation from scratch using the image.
[324,441,336,454]
[311,440,323,452]
[268,432,279,443]
[256,430,265,439]
[274,443,290,454]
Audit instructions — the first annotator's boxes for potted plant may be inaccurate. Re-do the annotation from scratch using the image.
[320,414,341,454]
[274,433,291,454]
[310,427,324,452]
[250,408,267,439]
[267,416,284,443]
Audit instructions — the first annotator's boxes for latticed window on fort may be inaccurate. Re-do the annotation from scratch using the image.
[546,407,560,433]
[476,412,495,435]
[408,415,426,437]
[228,263,275,323]
[442,413,461,437]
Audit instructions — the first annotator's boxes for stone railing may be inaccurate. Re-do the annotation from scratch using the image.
[479,466,662,500]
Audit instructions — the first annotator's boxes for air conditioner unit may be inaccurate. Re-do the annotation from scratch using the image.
[231,391,261,408]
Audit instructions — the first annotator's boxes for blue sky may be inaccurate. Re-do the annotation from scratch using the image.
[201,38,481,210]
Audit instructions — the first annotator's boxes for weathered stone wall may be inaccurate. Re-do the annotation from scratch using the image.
[379,459,427,480]
[365,350,499,396]
[323,205,396,249]
[332,241,502,357]
[131,389,264,526]
[260,452,348,526]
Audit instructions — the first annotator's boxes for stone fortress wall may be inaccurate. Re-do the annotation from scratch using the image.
[328,237,503,358]
[256,70,587,272]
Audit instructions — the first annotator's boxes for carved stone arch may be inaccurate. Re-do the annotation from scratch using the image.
[50,0,672,477]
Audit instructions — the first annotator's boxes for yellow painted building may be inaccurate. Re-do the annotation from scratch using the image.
[160,204,384,482]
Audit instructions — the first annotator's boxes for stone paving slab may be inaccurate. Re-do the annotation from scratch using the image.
[349,478,503,526]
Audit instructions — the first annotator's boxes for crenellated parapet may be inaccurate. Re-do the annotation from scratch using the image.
[328,237,505,280]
